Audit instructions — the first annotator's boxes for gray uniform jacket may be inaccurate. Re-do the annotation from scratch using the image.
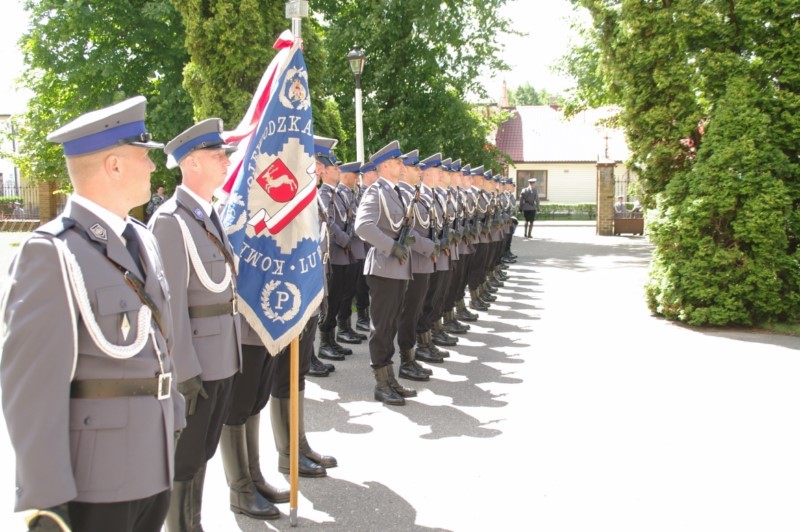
[1,199,184,511]
[397,181,436,274]
[149,187,241,383]
[337,183,366,261]
[439,187,459,261]
[475,189,492,244]
[424,185,450,271]
[452,188,470,256]
[520,186,540,212]
[355,177,413,280]
[318,183,353,266]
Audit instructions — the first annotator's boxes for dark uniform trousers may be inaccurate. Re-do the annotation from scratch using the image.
[175,377,235,481]
[397,272,431,352]
[366,275,408,367]
[453,252,473,303]
[467,243,489,291]
[444,255,469,311]
[355,261,370,312]
[69,490,171,532]
[418,269,449,333]
[335,262,361,323]
[228,315,318,425]
[320,263,348,332]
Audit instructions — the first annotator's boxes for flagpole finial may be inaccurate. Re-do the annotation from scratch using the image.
[286,0,309,40]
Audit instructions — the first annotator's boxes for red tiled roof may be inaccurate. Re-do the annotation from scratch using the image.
[495,109,523,162]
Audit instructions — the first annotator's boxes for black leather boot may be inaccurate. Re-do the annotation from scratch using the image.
[245,414,290,504]
[480,284,498,301]
[298,391,338,468]
[427,331,450,358]
[270,398,327,477]
[385,362,417,397]
[399,349,430,381]
[373,365,405,405]
[318,329,345,360]
[431,320,458,346]
[469,289,489,310]
[355,306,370,332]
[484,280,499,293]
[456,299,479,321]
[308,353,332,376]
[191,464,206,531]
[442,309,469,334]
[414,331,444,363]
[336,317,364,344]
[328,330,353,356]
[164,478,192,532]
[220,424,281,520]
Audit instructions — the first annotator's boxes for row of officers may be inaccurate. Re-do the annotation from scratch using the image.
[312,137,518,405]
[0,95,517,532]
[1,97,334,531]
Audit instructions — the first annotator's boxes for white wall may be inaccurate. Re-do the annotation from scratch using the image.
[509,162,636,204]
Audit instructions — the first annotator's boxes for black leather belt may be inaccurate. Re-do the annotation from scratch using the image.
[188,300,237,318]
[71,374,172,400]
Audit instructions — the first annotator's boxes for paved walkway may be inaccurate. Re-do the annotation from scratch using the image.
[0,223,798,531]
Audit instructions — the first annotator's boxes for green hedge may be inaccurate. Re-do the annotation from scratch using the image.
[535,203,597,220]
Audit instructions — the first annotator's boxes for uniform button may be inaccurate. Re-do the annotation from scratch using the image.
[84,417,91,426]
[120,300,128,309]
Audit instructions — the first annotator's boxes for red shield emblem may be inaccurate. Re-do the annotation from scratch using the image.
[256,158,299,203]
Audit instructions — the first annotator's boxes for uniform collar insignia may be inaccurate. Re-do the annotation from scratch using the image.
[193,207,205,220]
[89,223,108,241]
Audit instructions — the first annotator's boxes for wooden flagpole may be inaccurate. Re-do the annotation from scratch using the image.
[285,2,308,526]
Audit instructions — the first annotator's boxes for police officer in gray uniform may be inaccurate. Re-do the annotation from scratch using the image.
[396,150,438,380]
[335,161,369,344]
[315,136,355,361]
[354,141,417,405]
[1,96,184,531]
[150,119,242,530]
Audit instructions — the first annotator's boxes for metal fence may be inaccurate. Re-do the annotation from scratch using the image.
[0,184,67,220]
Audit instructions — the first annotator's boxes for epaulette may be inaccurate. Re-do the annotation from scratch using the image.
[35,216,75,237]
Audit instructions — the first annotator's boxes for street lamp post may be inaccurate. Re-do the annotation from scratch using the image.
[347,46,366,163]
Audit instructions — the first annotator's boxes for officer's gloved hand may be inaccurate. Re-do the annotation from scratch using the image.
[439,236,449,249]
[26,503,71,531]
[404,234,416,246]
[390,243,410,262]
[178,376,208,417]
[432,242,441,257]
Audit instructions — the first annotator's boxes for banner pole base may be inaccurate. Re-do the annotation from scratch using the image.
[290,507,298,526]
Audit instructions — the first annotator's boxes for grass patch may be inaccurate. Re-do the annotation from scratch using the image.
[758,322,800,336]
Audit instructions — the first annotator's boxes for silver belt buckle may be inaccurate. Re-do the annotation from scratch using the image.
[231,297,238,316]
[158,372,172,400]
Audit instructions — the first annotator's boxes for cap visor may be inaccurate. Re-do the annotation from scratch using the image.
[130,139,165,150]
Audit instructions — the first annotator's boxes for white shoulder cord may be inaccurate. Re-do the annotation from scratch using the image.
[175,215,232,294]
[413,202,430,229]
[377,188,405,232]
[54,238,151,361]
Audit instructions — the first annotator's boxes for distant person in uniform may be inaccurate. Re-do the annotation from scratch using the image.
[614,195,628,215]
[145,185,167,222]
[519,177,539,238]
[11,201,24,219]
[1,96,184,531]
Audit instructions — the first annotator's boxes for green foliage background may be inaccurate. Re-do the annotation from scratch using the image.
[570,0,800,326]
[12,0,513,191]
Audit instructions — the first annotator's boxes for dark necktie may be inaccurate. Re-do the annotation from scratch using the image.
[210,209,226,240]
[122,223,145,278]
[394,185,406,209]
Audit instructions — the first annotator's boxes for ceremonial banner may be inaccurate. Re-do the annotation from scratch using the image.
[221,39,323,354]
[220,30,295,199]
